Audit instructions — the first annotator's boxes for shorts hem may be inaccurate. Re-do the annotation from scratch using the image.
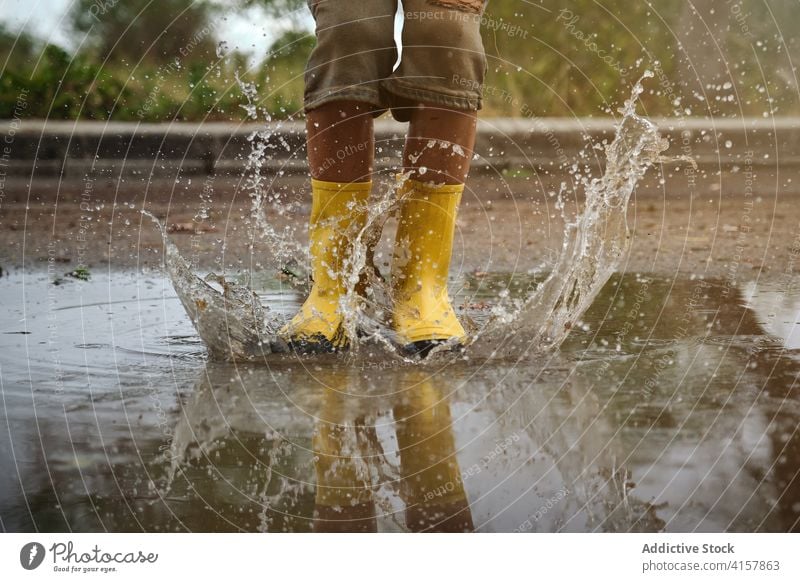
[380,78,483,113]
[304,86,386,114]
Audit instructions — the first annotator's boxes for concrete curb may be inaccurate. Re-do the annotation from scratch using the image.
[1,117,798,180]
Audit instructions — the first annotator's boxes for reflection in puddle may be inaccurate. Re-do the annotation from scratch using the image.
[1,271,799,531]
[741,281,800,350]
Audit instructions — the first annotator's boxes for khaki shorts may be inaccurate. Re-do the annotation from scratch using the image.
[304,0,488,122]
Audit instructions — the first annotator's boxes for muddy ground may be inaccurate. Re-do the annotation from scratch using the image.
[1,173,798,287]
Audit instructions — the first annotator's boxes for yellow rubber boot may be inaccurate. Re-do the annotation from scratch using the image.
[279,179,372,351]
[391,179,466,353]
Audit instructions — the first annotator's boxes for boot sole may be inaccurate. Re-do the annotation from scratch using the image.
[285,333,347,354]
[400,339,464,359]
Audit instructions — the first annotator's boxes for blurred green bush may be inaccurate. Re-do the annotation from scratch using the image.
[1,0,797,121]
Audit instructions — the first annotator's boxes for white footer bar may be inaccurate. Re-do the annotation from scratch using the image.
[1,533,797,581]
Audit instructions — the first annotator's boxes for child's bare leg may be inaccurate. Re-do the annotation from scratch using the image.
[403,105,477,184]
[306,100,374,183]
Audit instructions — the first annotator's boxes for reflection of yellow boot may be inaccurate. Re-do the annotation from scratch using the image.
[312,421,377,532]
[279,179,371,351]
[394,373,473,532]
[312,372,377,532]
[391,179,466,355]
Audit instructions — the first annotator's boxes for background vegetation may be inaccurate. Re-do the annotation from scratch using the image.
[1,0,797,121]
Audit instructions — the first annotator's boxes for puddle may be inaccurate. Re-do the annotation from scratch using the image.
[2,73,797,533]
[2,270,799,532]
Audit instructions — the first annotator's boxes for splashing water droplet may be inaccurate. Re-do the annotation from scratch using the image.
[465,71,685,359]
[154,72,689,365]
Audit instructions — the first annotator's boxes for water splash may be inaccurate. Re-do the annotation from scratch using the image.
[143,211,287,360]
[235,72,305,278]
[462,71,688,360]
[340,175,406,355]
[153,71,687,363]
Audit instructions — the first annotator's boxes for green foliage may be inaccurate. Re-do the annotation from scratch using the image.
[1,0,798,121]
[0,41,131,119]
[0,19,314,121]
[480,0,800,118]
[0,22,37,68]
[66,267,91,281]
[257,29,315,117]
[70,0,217,65]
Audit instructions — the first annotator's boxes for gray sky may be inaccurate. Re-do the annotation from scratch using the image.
[1,0,75,47]
[0,0,315,61]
